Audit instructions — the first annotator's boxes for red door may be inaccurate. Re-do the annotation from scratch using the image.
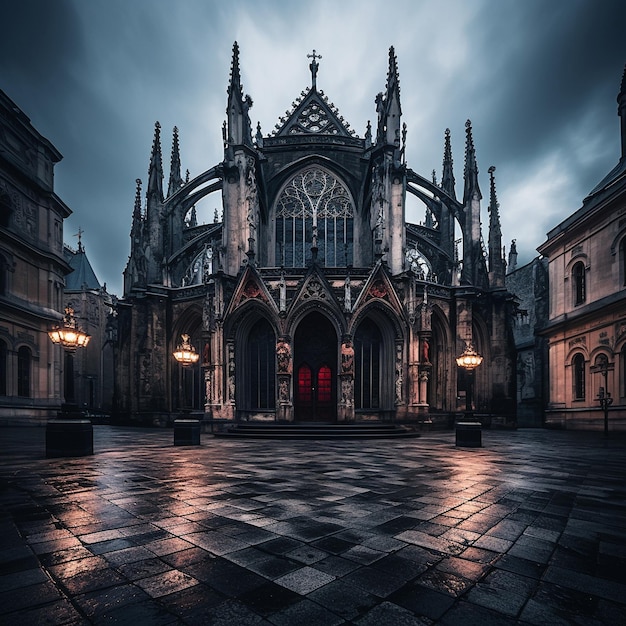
[294,312,336,422]
[296,363,333,421]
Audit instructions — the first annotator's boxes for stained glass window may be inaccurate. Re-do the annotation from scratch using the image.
[406,246,431,279]
[248,319,275,410]
[355,319,382,409]
[276,168,353,267]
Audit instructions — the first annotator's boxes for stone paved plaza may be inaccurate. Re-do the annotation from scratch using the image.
[1,425,625,624]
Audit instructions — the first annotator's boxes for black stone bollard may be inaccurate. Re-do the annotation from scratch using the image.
[174,419,201,445]
[456,421,482,447]
[46,419,94,458]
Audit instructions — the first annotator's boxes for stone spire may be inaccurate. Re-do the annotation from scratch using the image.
[441,128,456,200]
[463,119,481,204]
[376,46,402,148]
[461,120,483,285]
[167,126,184,198]
[147,121,164,203]
[226,41,253,148]
[131,178,143,242]
[618,63,626,160]
[488,165,504,286]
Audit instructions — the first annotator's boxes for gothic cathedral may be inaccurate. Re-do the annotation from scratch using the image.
[118,44,517,427]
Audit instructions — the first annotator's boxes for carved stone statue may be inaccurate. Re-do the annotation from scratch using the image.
[341,340,354,375]
[276,339,292,374]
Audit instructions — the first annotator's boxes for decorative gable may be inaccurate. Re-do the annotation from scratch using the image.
[273,89,354,138]
[353,262,404,315]
[227,265,276,314]
[289,265,342,314]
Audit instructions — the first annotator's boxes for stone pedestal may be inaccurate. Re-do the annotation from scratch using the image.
[455,421,482,447]
[46,419,93,458]
[174,419,201,445]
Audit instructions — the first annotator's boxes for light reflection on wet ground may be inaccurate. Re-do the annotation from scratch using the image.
[1,426,625,624]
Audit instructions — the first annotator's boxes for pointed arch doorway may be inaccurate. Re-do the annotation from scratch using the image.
[294,312,337,422]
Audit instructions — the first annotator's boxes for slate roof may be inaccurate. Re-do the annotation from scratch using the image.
[63,245,101,291]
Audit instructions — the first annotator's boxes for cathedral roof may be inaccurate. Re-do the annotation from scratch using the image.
[63,243,101,291]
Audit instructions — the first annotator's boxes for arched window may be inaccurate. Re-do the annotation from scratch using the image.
[0,340,6,396]
[620,238,626,287]
[275,168,354,268]
[354,319,382,409]
[572,261,586,306]
[247,319,275,410]
[572,353,585,401]
[181,245,213,286]
[17,346,31,398]
[405,246,432,279]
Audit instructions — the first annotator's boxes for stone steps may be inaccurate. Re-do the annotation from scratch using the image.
[213,422,421,440]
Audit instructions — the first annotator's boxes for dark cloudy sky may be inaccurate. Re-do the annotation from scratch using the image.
[2,0,625,296]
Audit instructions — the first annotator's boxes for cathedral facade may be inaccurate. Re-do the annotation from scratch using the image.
[117,45,517,427]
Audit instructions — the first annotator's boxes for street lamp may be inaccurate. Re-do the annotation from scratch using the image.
[48,306,91,411]
[48,306,91,352]
[456,343,483,417]
[173,334,199,412]
[591,354,614,437]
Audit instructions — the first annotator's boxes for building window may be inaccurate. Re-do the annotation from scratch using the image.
[405,246,432,279]
[572,261,586,306]
[17,346,31,398]
[355,319,382,409]
[0,253,8,296]
[621,344,626,399]
[0,191,11,228]
[247,319,275,410]
[620,238,626,287]
[0,340,6,396]
[275,167,354,268]
[572,352,585,401]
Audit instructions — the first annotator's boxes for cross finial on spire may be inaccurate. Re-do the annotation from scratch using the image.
[74,227,84,252]
[307,49,322,90]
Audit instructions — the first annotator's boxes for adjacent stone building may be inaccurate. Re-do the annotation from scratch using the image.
[63,238,117,414]
[0,89,72,424]
[505,247,549,427]
[117,45,517,427]
[537,66,626,431]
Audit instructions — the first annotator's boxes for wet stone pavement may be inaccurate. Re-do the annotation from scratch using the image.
[0,426,625,625]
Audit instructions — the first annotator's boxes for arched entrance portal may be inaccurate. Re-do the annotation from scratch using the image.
[294,312,337,422]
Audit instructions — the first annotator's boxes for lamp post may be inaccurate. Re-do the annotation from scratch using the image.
[591,355,614,437]
[46,305,93,458]
[173,334,199,412]
[456,343,483,419]
[48,306,91,413]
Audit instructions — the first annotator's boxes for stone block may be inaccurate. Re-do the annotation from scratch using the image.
[46,419,93,457]
[456,421,482,447]
[174,419,201,445]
